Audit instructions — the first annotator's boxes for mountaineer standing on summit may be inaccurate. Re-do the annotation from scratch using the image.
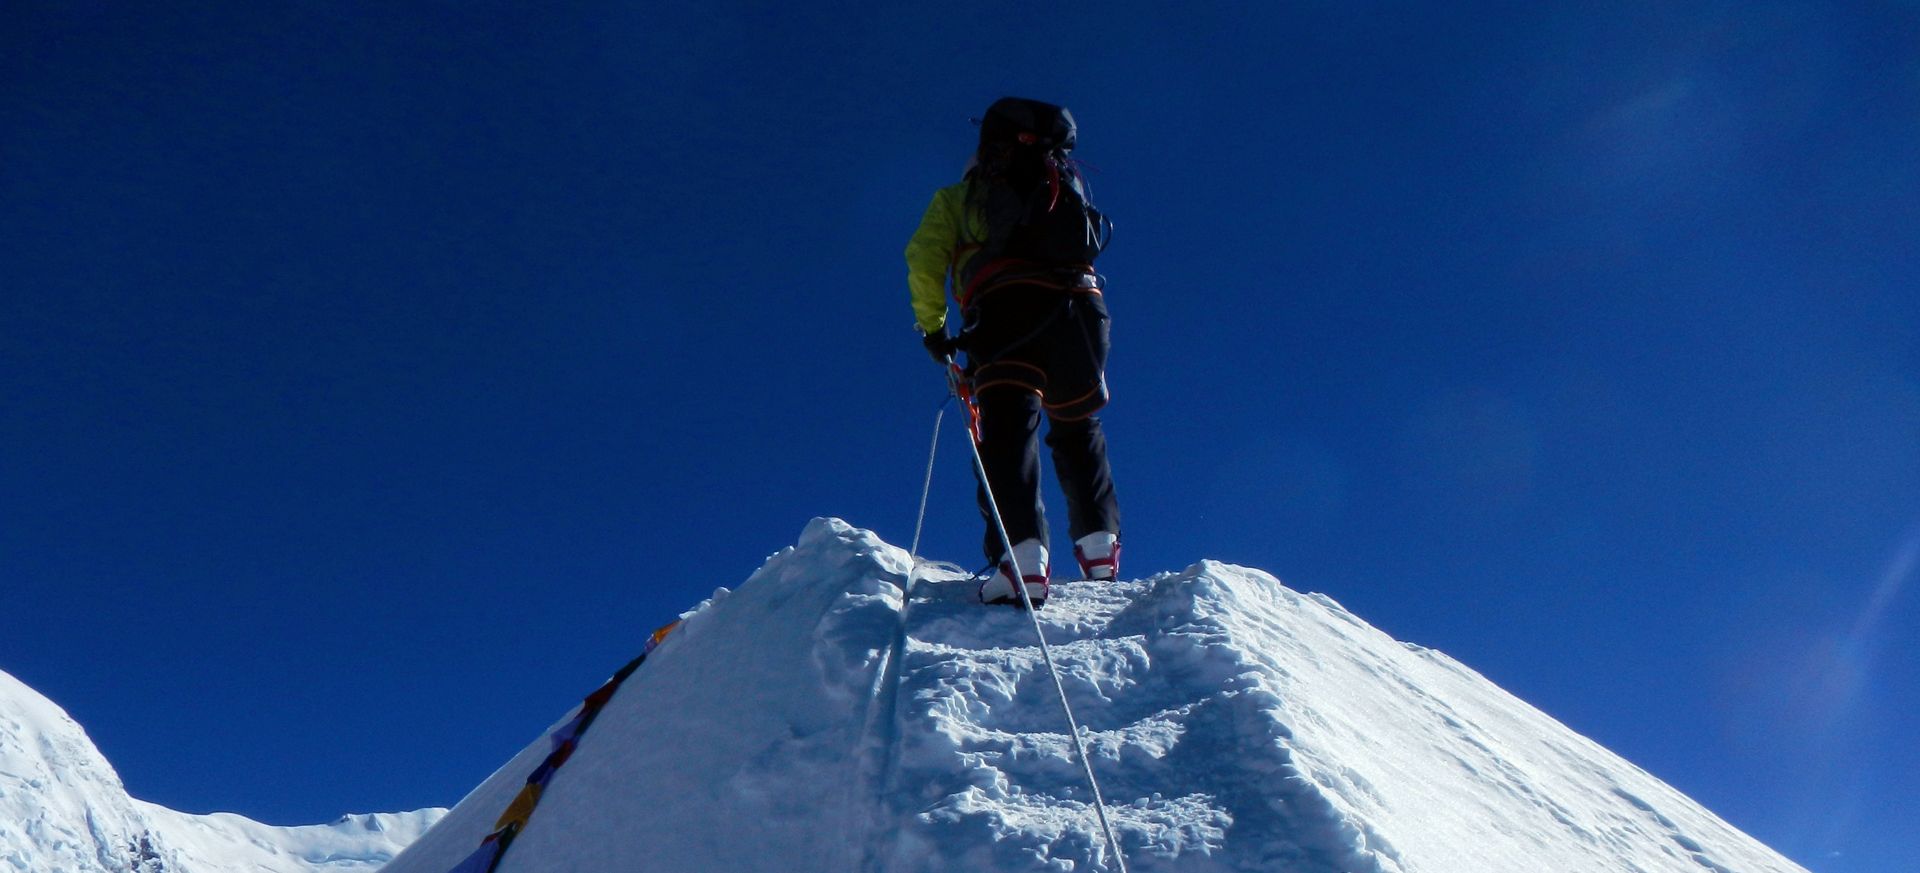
[905,97,1122,609]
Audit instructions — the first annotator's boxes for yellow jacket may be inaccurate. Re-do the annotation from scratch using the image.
[903,181,986,335]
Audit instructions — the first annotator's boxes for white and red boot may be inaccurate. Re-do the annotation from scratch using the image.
[980,538,1050,608]
[1073,531,1120,581]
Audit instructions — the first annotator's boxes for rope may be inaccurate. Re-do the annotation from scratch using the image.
[944,358,1130,873]
[907,395,951,564]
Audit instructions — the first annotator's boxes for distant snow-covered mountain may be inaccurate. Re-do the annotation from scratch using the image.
[0,668,441,873]
[383,518,1810,872]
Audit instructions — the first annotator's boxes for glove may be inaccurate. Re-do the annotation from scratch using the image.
[922,330,955,363]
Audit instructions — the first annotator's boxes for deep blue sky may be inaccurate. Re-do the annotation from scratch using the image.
[3,2,1915,870]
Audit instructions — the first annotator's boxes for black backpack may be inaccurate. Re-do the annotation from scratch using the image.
[969,98,1112,276]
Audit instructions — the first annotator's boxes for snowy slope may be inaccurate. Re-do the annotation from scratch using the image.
[0,668,443,873]
[383,518,1809,873]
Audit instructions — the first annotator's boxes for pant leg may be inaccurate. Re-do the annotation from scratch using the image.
[1047,414,1120,542]
[974,386,1048,561]
[1033,291,1110,421]
[1040,291,1119,542]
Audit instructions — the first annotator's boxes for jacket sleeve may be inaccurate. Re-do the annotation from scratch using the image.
[904,185,963,335]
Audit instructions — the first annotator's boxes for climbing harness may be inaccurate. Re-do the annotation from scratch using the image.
[940,356,1131,873]
[442,620,681,873]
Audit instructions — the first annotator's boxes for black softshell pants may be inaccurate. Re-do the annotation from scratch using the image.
[965,287,1121,562]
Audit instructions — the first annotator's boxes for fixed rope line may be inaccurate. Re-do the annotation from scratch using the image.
[863,396,950,873]
[908,395,952,565]
[943,357,1130,873]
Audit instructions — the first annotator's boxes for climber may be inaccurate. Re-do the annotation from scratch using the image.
[904,97,1122,609]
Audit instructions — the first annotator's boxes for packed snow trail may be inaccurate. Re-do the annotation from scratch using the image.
[383,518,1808,873]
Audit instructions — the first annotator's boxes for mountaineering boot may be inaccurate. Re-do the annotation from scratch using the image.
[1074,531,1120,580]
[980,538,1050,608]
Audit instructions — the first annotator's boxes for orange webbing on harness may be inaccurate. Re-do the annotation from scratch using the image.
[958,259,1098,312]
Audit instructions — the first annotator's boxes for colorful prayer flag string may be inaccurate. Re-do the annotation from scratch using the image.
[442,620,681,873]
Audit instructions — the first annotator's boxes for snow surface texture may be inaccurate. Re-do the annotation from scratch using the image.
[384,518,1809,873]
[0,668,443,873]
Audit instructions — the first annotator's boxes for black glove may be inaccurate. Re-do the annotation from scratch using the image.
[922,330,955,363]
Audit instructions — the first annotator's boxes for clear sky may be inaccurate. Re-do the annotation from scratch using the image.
[2,3,1914,871]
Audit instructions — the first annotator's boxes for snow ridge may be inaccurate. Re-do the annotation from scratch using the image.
[0,668,444,873]
[383,518,1809,873]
